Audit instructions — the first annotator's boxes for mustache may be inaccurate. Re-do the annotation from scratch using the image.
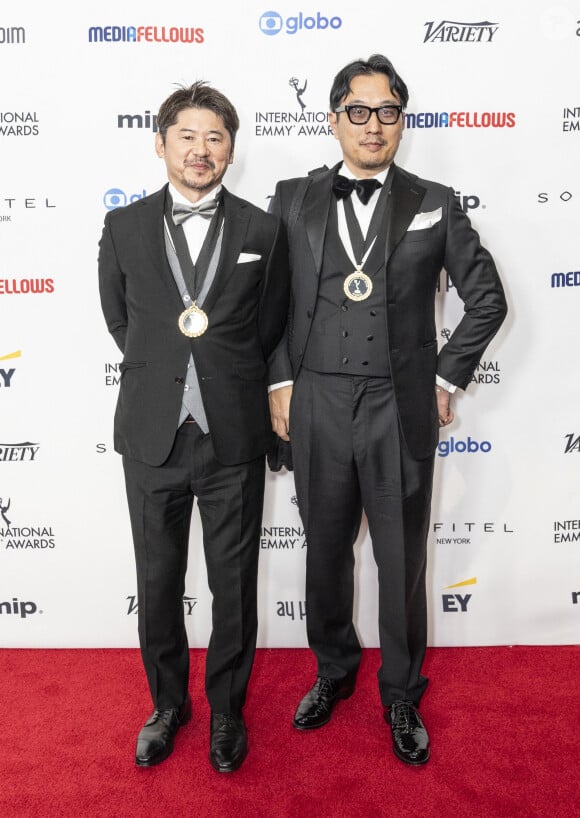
[185,159,215,169]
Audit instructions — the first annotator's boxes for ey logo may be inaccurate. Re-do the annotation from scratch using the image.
[0,350,21,388]
[442,577,476,612]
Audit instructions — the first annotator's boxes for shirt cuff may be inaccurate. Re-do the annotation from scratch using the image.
[268,380,293,393]
[436,375,457,393]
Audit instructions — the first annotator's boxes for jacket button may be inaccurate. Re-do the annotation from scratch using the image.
[175,377,184,384]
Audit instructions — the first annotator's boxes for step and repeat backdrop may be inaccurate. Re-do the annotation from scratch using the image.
[1,1,579,648]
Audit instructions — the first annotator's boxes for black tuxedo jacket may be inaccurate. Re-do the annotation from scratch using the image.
[99,184,289,467]
[269,163,507,460]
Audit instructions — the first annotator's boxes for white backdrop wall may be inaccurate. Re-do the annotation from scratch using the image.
[1,1,579,648]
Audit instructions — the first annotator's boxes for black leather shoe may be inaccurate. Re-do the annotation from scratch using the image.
[292,676,355,730]
[135,694,192,767]
[385,700,430,765]
[209,712,248,773]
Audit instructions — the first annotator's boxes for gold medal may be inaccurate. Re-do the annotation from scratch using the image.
[343,269,373,301]
[178,303,208,337]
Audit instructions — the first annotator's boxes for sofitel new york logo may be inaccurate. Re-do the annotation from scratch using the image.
[255,76,331,137]
[423,20,499,43]
[0,193,55,225]
[564,433,580,453]
[0,495,56,550]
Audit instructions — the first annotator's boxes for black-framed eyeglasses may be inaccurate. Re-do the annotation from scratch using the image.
[334,104,403,125]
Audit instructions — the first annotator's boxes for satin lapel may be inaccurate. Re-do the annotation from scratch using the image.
[385,165,427,260]
[302,166,337,275]
[201,187,250,314]
[138,184,183,305]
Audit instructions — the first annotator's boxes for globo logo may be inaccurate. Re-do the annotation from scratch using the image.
[259,11,342,35]
[437,437,492,457]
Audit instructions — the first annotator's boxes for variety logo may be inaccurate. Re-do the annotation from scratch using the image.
[0,496,56,550]
[423,20,498,43]
[103,188,148,211]
[0,350,20,388]
[127,595,198,614]
[0,442,40,461]
[276,600,306,620]
[0,26,25,44]
[433,521,514,545]
[551,270,580,288]
[0,111,38,136]
[573,592,579,604]
[255,76,330,138]
[261,525,306,550]
[117,110,157,131]
[88,25,204,44]
[0,278,54,295]
[437,436,492,457]
[562,106,580,132]
[259,11,342,36]
[554,519,580,543]
[405,110,515,129]
[564,433,580,453]
[442,577,476,612]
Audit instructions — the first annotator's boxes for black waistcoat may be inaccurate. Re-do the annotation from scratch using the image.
[302,196,391,377]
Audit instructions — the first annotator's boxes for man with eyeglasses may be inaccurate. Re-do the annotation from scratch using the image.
[268,55,507,765]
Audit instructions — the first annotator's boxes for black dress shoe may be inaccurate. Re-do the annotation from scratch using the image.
[292,676,355,730]
[385,700,430,765]
[209,712,248,773]
[135,694,192,767]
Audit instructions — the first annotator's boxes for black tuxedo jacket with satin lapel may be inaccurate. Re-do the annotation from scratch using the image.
[269,162,507,460]
[98,184,289,467]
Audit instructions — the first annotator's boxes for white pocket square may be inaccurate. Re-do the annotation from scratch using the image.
[407,208,442,231]
[237,252,262,263]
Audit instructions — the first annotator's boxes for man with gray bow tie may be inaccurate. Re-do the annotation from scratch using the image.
[268,54,507,765]
[98,81,289,773]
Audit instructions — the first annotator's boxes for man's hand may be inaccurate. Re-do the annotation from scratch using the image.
[269,385,292,441]
[436,386,454,427]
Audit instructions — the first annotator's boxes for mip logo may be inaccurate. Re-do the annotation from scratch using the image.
[103,188,148,211]
[259,10,342,35]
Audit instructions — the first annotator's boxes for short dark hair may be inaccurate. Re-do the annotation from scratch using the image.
[329,54,409,111]
[156,81,240,146]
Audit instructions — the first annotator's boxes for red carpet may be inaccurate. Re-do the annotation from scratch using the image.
[1,647,578,818]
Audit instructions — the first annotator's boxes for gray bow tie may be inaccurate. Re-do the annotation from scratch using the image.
[172,198,219,225]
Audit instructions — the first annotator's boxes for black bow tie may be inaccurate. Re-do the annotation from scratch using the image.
[172,197,219,225]
[332,174,382,205]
